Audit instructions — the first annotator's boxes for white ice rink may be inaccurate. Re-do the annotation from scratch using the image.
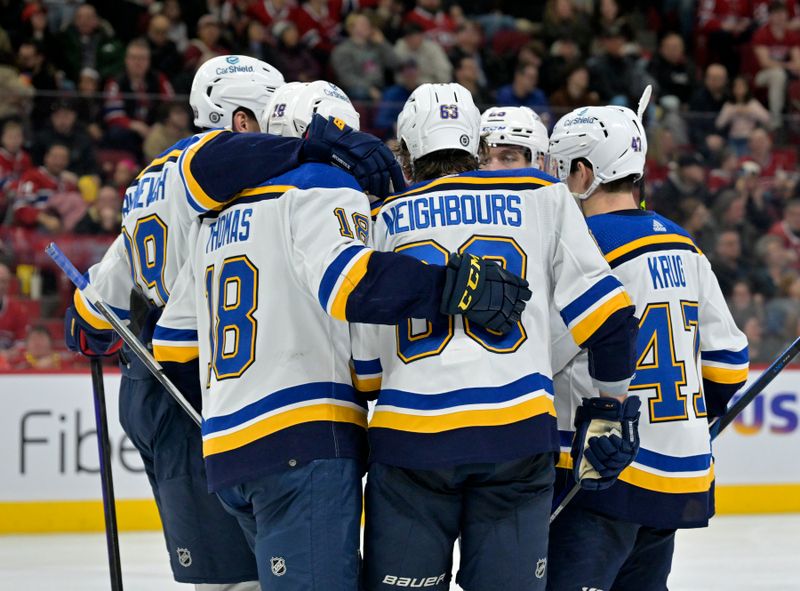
[0,515,797,590]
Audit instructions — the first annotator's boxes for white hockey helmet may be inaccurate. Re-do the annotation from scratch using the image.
[397,83,481,162]
[548,104,647,199]
[190,55,285,129]
[261,80,360,138]
[480,106,549,162]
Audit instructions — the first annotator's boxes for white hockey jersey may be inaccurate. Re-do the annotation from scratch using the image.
[72,132,219,330]
[155,162,444,491]
[352,168,638,470]
[552,210,749,529]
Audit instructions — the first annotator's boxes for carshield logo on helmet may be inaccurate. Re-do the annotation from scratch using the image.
[226,56,240,64]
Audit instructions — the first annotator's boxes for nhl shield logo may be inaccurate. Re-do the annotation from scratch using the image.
[535,557,547,579]
[271,556,287,577]
[177,547,192,568]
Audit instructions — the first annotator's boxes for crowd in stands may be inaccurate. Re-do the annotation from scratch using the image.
[1,0,800,368]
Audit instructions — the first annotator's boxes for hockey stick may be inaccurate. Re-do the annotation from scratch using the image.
[89,358,124,591]
[551,335,800,523]
[46,243,202,427]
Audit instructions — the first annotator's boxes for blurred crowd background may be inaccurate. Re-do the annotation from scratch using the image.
[0,0,799,369]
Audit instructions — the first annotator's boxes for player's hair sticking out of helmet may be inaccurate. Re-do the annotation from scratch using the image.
[396,83,484,183]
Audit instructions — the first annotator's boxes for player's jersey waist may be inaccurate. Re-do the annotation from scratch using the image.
[368,373,559,468]
[201,381,368,457]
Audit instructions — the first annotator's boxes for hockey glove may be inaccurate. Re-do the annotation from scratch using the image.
[441,253,532,334]
[65,305,122,357]
[571,396,641,491]
[303,114,406,198]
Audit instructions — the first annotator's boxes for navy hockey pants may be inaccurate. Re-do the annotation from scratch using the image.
[119,355,259,584]
[547,502,676,591]
[217,458,363,591]
[364,453,554,591]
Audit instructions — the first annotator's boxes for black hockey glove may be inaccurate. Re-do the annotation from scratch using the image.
[302,114,406,199]
[571,396,641,491]
[440,253,531,334]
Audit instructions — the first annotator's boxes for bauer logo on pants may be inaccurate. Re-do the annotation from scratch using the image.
[535,558,547,579]
[177,547,192,567]
[271,556,287,576]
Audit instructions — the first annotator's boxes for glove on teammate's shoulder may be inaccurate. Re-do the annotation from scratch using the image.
[571,396,641,491]
[440,253,531,334]
[303,114,406,199]
[65,305,122,358]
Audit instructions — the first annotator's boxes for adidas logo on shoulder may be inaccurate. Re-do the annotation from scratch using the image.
[582,587,604,591]
[653,219,667,233]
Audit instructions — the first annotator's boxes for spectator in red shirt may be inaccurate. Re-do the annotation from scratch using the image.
[290,0,342,62]
[768,198,800,268]
[247,0,293,29]
[0,263,29,350]
[753,1,800,127]
[0,120,32,221]
[104,38,175,158]
[696,0,754,73]
[753,0,799,26]
[14,143,80,233]
[742,127,795,178]
[405,0,457,50]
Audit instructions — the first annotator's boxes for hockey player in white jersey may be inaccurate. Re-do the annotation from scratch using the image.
[545,105,749,591]
[480,106,548,170]
[352,83,641,591]
[63,57,409,589]
[152,80,531,590]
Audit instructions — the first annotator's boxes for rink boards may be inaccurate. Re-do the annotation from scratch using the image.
[0,369,798,533]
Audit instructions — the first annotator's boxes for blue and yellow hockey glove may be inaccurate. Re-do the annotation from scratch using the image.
[571,396,641,491]
[441,253,531,334]
[303,114,406,198]
[65,305,122,357]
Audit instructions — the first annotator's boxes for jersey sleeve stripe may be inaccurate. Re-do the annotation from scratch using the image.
[152,343,200,363]
[370,394,555,433]
[318,245,366,311]
[560,275,623,325]
[701,347,749,366]
[701,365,749,384]
[376,372,553,410]
[569,291,633,346]
[604,234,700,265]
[180,130,227,213]
[152,327,199,342]
[74,289,130,330]
[352,374,382,393]
[330,250,372,321]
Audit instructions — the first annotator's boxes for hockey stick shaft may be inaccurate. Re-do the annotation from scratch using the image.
[90,359,124,591]
[551,335,800,523]
[46,243,202,427]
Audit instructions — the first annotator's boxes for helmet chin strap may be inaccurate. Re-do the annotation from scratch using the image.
[571,172,602,201]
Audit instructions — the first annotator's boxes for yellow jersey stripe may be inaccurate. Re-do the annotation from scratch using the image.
[373,175,553,214]
[330,250,373,321]
[135,149,182,180]
[353,375,381,393]
[702,365,749,384]
[604,234,700,264]
[369,396,555,433]
[235,185,297,199]
[558,452,715,494]
[570,291,633,345]
[152,344,200,363]
[181,130,227,211]
[203,404,368,456]
[74,290,112,330]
